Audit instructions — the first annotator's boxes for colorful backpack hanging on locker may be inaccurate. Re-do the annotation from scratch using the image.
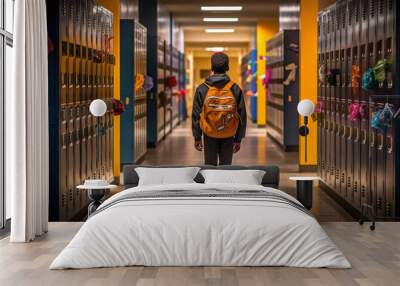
[166,76,178,88]
[318,64,326,84]
[372,59,391,84]
[283,63,297,86]
[143,75,154,91]
[371,104,393,132]
[348,103,368,122]
[351,65,360,90]
[327,69,340,86]
[134,74,145,92]
[112,99,125,116]
[262,66,272,88]
[314,100,324,114]
[362,68,378,91]
[351,65,361,90]
[311,100,323,122]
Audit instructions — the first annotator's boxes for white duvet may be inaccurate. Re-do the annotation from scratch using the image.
[50,183,351,269]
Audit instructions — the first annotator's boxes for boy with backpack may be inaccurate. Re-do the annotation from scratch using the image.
[192,52,247,166]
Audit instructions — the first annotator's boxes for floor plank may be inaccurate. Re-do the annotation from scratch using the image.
[1,222,400,286]
[1,122,378,286]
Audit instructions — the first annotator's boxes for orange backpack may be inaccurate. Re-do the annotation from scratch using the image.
[200,81,239,138]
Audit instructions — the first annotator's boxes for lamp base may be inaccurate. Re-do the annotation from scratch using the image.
[298,126,309,136]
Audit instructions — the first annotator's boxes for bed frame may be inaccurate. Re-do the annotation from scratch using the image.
[122,165,280,189]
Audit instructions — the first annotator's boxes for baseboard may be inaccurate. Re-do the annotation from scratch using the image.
[319,181,361,220]
[298,165,317,172]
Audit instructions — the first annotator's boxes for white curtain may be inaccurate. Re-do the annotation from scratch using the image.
[7,0,49,242]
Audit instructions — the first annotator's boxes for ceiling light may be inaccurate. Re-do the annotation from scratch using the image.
[201,6,243,11]
[279,6,300,13]
[205,47,225,52]
[203,17,239,22]
[205,28,235,33]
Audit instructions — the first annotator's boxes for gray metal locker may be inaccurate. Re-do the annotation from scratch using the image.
[134,22,147,162]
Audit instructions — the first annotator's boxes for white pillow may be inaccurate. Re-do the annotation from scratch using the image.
[200,169,266,185]
[135,167,201,186]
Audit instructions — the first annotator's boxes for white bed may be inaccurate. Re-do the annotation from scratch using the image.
[50,183,351,269]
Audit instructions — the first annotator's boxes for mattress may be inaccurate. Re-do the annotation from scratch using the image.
[50,183,351,269]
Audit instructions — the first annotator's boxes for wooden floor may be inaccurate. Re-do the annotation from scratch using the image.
[1,222,400,286]
[4,121,389,286]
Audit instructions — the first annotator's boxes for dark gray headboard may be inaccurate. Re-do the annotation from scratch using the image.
[122,165,280,188]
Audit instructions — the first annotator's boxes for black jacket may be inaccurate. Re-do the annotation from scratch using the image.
[192,74,247,142]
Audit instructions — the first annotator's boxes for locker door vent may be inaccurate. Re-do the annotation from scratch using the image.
[361,185,366,197]
[362,1,367,20]
[342,6,346,28]
[385,203,392,216]
[369,0,375,18]
[62,0,67,17]
[347,177,351,188]
[62,193,66,207]
[377,197,382,209]
[353,181,358,192]
[388,0,393,11]
[378,0,384,15]
[336,9,340,30]
[355,2,359,22]
[348,5,352,26]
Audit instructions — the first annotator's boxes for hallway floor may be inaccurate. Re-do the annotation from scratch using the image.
[142,120,352,222]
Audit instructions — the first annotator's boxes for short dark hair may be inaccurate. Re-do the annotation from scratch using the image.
[211,52,229,73]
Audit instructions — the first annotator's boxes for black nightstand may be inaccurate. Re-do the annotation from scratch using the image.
[289,176,320,210]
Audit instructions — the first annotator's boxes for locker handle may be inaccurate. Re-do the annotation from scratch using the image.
[361,130,367,144]
[370,133,375,147]
[335,124,341,135]
[377,134,384,150]
[342,126,349,138]
[354,128,360,142]
[387,136,393,153]
[347,127,353,140]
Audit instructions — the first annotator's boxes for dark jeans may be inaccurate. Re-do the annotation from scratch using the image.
[203,135,234,166]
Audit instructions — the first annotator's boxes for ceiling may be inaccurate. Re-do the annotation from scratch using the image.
[160,0,297,55]
[160,0,297,27]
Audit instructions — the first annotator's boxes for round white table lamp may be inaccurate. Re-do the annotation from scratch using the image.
[297,99,315,117]
[89,99,107,178]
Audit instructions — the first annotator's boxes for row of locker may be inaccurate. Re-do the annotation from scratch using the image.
[317,0,395,95]
[133,21,147,162]
[317,100,395,217]
[120,20,147,164]
[59,105,114,220]
[48,0,115,221]
[266,30,299,151]
[317,0,399,219]
[157,40,169,142]
[156,40,185,143]
[171,48,182,128]
[59,0,115,105]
